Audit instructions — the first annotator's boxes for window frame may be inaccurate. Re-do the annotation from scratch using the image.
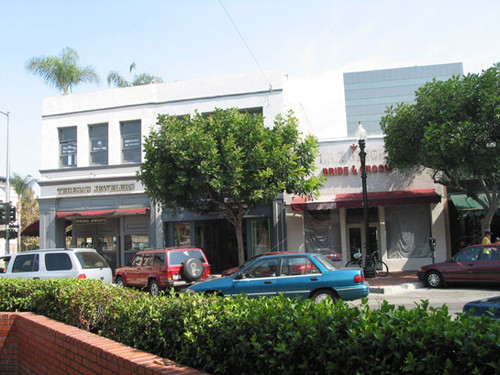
[121,120,142,163]
[59,127,77,167]
[89,123,109,165]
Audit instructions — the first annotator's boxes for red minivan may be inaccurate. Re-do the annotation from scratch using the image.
[114,247,211,296]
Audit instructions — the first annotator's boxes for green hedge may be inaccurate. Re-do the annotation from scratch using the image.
[1,278,499,374]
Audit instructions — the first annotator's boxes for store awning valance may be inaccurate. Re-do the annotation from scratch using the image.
[291,189,441,211]
[56,207,149,218]
[449,193,489,217]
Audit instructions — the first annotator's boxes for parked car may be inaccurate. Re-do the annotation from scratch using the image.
[0,248,112,283]
[221,251,297,277]
[463,296,500,319]
[417,244,500,288]
[309,248,342,262]
[187,252,369,303]
[114,247,211,296]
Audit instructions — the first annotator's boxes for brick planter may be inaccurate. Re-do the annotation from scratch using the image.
[0,312,208,375]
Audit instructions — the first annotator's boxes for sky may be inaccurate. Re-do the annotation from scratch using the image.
[0,0,499,183]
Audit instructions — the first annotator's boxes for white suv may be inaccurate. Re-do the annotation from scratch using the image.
[0,248,112,283]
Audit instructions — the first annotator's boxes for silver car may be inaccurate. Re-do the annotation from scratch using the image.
[0,248,112,283]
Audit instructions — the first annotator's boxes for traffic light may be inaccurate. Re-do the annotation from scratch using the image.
[8,205,16,223]
[0,203,6,225]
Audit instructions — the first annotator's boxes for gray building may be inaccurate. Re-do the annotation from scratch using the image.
[344,62,464,136]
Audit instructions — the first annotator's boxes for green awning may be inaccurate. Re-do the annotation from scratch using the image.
[449,193,489,217]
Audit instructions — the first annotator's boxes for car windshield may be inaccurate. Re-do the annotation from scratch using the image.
[169,250,206,265]
[75,252,110,269]
[312,254,337,270]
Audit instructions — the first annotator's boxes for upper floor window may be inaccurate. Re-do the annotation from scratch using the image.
[59,127,77,167]
[121,121,141,163]
[89,124,108,165]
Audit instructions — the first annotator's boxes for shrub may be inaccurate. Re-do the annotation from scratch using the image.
[0,278,499,374]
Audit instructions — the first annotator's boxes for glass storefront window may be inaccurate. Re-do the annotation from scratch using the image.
[251,218,270,256]
[77,237,94,248]
[174,222,191,246]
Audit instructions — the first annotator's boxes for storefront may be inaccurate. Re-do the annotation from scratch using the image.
[162,199,287,273]
[285,136,449,272]
[38,175,160,271]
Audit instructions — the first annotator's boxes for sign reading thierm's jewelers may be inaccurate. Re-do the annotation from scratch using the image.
[56,183,136,196]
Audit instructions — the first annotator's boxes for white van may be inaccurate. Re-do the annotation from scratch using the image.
[0,248,112,283]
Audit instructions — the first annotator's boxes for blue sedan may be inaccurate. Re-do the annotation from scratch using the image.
[187,253,369,303]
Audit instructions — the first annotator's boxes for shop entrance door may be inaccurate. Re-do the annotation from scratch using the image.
[347,224,379,263]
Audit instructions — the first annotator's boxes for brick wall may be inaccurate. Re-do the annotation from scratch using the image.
[0,312,208,375]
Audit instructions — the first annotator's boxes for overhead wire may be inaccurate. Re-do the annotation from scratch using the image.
[217,0,273,92]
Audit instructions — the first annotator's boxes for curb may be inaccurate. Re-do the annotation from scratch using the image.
[369,282,424,295]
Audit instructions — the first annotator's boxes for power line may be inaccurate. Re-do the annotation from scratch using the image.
[217,0,272,91]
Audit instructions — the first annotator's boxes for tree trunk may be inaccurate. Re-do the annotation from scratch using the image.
[235,215,245,266]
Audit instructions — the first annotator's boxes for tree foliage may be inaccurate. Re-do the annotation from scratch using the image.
[26,47,99,95]
[138,109,323,264]
[10,173,39,250]
[107,62,163,87]
[381,62,500,233]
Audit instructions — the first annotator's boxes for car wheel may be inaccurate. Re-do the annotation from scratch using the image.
[115,276,125,287]
[148,279,161,296]
[182,257,205,281]
[425,271,443,288]
[311,289,338,304]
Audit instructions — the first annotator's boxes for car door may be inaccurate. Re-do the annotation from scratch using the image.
[446,246,483,282]
[9,254,40,279]
[277,256,322,299]
[126,254,144,286]
[475,245,500,283]
[43,252,78,279]
[137,253,154,285]
[231,258,278,297]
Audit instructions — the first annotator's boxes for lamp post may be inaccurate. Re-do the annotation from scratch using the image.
[0,110,9,254]
[355,122,374,277]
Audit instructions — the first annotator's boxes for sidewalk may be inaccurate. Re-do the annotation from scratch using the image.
[366,271,424,294]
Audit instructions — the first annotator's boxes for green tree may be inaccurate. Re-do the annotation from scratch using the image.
[138,108,323,265]
[107,62,163,88]
[381,62,500,236]
[9,174,39,250]
[26,47,99,95]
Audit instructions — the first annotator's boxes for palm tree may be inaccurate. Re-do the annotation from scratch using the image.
[26,47,100,95]
[107,62,163,88]
[9,174,39,251]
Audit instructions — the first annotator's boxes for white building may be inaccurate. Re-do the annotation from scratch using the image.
[38,71,300,272]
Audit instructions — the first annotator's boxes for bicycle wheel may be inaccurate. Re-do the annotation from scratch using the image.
[374,260,389,277]
[345,260,361,268]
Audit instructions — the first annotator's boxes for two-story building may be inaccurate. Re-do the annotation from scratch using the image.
[38,71,301,272]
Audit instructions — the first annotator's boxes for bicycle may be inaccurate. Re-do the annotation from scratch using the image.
[345,252,389,277]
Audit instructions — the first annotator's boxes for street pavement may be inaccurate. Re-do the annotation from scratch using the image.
[352,277,500,316]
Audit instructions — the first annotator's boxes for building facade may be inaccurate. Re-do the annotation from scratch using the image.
[286,136,448,271]
[344,62,463,136]
[38,71,296,272]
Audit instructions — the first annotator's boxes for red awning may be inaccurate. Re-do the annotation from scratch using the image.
[21,220,72,237]
[56,207,149,218]
[291,189,441,211]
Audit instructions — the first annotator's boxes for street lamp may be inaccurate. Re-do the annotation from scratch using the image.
[0,110,10,254]
[355,122,374,277]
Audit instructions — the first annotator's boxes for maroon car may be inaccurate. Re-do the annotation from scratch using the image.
[417,244,500,288]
